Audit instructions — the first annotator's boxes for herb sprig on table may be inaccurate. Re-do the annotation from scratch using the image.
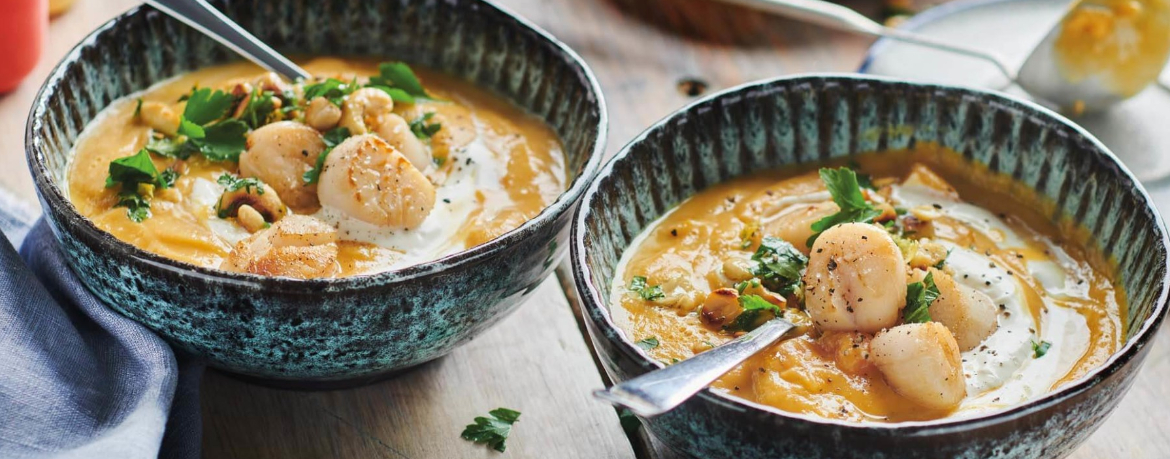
[461,408,521,452]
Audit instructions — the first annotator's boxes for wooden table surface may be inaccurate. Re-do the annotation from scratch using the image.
[2,0,1168,457]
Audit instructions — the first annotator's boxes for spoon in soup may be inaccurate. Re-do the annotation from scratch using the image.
[718,0,1170,113]
[144,0,312,81]
[593,318,797,417]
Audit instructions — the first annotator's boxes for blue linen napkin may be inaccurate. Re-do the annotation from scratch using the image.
[0,188,204,459]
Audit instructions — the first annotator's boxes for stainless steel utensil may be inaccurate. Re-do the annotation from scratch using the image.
[145,0,312,81]
[593,318,796,417]
[721,0,1169,112]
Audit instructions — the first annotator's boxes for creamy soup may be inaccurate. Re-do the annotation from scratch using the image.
[66,58,566,278]
[611,147,1124,422]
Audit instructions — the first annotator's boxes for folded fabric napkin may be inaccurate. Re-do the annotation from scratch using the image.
[0,188,204,459]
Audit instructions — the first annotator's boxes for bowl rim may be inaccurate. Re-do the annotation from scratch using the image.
[24,0,608,293]
[570,72,1170,432]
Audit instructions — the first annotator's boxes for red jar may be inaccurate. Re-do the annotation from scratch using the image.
[0,0,48,93]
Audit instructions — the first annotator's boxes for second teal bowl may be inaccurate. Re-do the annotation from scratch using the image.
[572,74,1169,458]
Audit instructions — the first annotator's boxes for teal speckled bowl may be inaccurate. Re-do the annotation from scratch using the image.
[25,0,606,386]
[572,75,1169,458]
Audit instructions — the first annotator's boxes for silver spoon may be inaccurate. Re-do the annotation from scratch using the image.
[145,0,312,81]
[593,318,796,417]
[719,0,1169,112]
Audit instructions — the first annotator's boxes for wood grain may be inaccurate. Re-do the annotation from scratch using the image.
[0,0,1166,457]
[201,278,634,458]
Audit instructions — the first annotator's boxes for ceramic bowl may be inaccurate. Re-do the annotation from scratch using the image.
[571,74,1169,458]
[25,0,606,387]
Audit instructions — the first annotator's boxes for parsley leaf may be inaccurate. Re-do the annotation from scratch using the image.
[145,135,193,159]
[409,112,442,140]
[116,192,152,223]
[806,167,883,247]
[369,62,429,100]
[725,294,782,332]
[635,337,660,351]
[181,87,234,125]
[235,88,277,128]
[461,408,521,452]
[106,149,180,222]
[1032,340,1052,358]
[903,271,940,324]
[217,174,266,194]
[302,127,352,185]
[302,78,358,106]
[629,276,665,301]
[750,236,807,296]
[106,149,159,189]
[191,120,249,162]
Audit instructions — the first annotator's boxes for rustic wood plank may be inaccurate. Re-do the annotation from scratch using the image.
[201,277,634,458]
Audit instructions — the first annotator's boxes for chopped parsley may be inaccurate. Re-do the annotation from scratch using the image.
[750,236,807,296]
[145,135,193,159]
[629,276,665,301]
[105,149,179,222]
[1032,340,1052,358]
[806,167,883,247]
[367,61,430,103]
[725,294,782,332]
[734,278,761,294]
[302,77,359,106]
[235,88,278,128]
[170,87,248,162]
[217,174,265,194]
[302,127,352,185]
[461,408,521,452]
[635,337,660,351]
[903,271,940,324]
[409,112,442,140]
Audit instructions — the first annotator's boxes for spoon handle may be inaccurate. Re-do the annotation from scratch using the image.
[593,318,796,417]
[718,0,1017,83]
[144,0,312,81]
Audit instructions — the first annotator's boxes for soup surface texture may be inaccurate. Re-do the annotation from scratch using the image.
[67,59,566,278]
[610,148,1125,422]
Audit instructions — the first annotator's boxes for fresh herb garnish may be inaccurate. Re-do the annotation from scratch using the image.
[635,337,660,351]
[933,249,952,269]
[190,120,249,161]
[217,174,265,194]
[629,275,665,301]
[168,87,248,162]
[105,149,179,222]
[302,78,359,106]
[725,294,783,332]
[903,271,940,324]
[461,408,521,453]
[302,126,352,185]
[409,112,442,140]
[181,87,235,125]
[133,98,143,117]
[806,167,883,247]
[235,88,277,128]
[1032,340,1052,358]
[750,236,807,296]
[145,135,193,159]
[734,278,761,294]
[367,62,430,104]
